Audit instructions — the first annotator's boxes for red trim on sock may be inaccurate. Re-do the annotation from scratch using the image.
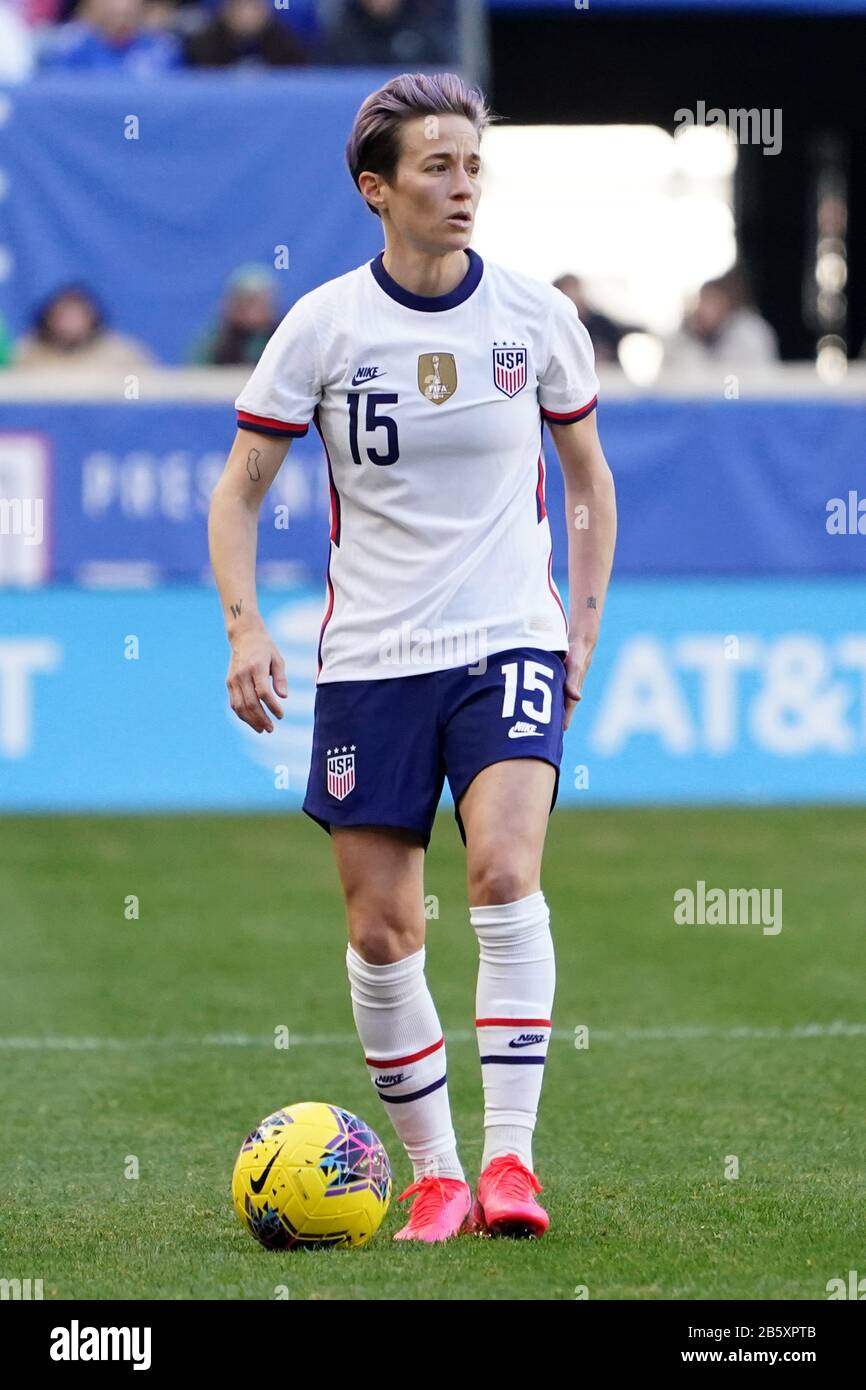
[366,1036,444,1068]
[475,1017,552,1027]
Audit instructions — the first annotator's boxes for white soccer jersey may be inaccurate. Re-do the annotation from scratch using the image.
[235,249,599,683]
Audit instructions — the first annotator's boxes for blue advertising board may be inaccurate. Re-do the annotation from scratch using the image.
[2,581,864,812]
[1,398,864,584]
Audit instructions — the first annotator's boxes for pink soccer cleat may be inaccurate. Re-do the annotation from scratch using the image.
[465,1154,549,1238]
[392,1176,473,1243]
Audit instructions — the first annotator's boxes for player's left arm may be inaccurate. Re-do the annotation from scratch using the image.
[547,408,617,730]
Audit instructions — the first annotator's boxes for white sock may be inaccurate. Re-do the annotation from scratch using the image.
[346,942,465,1183]
[470,890,556,1173]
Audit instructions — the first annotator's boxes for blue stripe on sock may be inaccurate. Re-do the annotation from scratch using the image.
[479,1055,546,1064]
[374,1074,447,1103]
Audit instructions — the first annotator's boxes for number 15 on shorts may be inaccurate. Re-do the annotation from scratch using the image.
[500,659,555,725]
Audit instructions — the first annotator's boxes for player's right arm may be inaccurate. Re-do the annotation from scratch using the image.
[208,428,291,734]
[211,289,322,731]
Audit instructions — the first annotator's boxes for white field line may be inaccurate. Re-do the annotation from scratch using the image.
[0,1021,864,1050]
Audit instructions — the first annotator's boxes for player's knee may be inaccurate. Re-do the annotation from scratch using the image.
[347,908,424,964]
[469,854,537,908]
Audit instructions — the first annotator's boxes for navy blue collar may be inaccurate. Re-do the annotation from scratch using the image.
[370,248,484,311]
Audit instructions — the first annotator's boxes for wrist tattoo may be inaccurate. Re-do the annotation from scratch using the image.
[246,449,261,482]
[230,599,243,620]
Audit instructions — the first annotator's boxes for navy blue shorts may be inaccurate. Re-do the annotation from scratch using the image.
[302,646,567,850]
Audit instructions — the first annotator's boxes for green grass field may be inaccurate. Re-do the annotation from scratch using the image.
[1,806,863,1301]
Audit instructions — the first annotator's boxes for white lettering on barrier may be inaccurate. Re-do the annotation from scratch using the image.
[590,634,866,757]
[0,640,62,758]
[80,451,317,521]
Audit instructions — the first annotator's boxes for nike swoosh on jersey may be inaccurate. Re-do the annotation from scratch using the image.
[351,368,386,385]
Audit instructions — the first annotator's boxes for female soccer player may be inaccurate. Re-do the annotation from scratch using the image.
[208,71,616,1242]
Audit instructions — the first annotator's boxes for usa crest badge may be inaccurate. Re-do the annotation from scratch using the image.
[327,746,355,800]
[492,344,527,398]
[418,352,458,404]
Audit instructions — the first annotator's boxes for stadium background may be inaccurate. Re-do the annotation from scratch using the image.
[1,21,865,808]
[1,0,865,1305]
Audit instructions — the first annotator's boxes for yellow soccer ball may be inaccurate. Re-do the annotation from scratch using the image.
[232,1101,392,1250]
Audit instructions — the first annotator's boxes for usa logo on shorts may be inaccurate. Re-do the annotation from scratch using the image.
[492,344,527,398]
[326,746,355,800]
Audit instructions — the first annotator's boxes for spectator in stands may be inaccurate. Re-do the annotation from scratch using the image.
[186,0,307,66]
[40,0,181,73]
[20,0,64,22]
[666,267,779,368]
[190,264,281,366]
[319,0,457,67]
[0,314,14,367]
[553,273,634,366]
[15,286,155,369]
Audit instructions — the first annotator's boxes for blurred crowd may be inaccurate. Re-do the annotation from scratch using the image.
[0,0,459,76]
[0,262,788,373]
[556,267,782,372]
[0,265,284,368]
[0,1,826,371]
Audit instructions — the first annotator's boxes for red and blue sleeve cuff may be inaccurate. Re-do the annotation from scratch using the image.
[540,396,598,425]
[236,410,310,438]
